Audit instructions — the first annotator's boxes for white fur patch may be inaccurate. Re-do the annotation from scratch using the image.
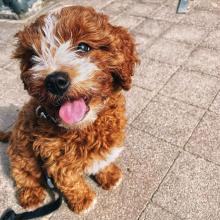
[81,197,97,215]
[85,147,124,175]
[31,13,98,83]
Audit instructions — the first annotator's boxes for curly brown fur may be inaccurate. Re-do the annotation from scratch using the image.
[1,5,138,214]
[0,131,11,143]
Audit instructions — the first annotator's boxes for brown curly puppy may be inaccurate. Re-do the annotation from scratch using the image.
[0,5,138,214]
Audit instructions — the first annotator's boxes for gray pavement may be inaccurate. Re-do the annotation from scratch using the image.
[0,0,220,219]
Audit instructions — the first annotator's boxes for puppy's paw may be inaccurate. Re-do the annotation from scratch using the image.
[18,187,46,209]
[95,164,122,190]
[68,191,96,214]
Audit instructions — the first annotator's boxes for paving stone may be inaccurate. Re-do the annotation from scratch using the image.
[112,13,144,30]
[153,152,220,220]
[180,9,220,29]
[148,5,184,23]
[0,43,15,68]
[164,0,201,9]
[134,58,178,91]
[163,23,207,45]
[101,0,133,14]
[160,69,220,108]
[125,2,159,17]
[209,92,220,115]
[184,47,220,78]
[0,143,22,214]
[200,29,220,50]
[0,104,19,131]
[0,64,28,130]
[185,112,220,165]
[134,18,173,38]
[58,0,114,10]
[133,33,155,55]
[139,202,182,220]
[132,95,205,147]
[140,0,166,4]
[0,66,29,108]
[145,39,193,66]
[196,0,220,12]
[0,22,23,44]
[125,86,153,124]
[51,128,179,220]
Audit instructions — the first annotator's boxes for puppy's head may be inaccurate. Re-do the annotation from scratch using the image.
[14,6,138,128]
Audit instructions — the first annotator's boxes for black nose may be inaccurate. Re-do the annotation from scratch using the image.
[45,71,70,96]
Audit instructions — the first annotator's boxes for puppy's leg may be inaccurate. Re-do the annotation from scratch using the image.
[53,171,96,214]
[94,163,122,190]
[8,147,46,209]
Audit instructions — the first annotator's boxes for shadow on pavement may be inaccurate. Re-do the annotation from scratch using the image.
[0,105,20,179]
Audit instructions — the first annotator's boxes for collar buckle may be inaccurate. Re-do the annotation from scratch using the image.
[36,105,57,124]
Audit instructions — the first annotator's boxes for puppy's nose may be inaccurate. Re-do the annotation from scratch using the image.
[45,71,70,96]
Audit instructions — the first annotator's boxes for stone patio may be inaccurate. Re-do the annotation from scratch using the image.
[0,0,220,219]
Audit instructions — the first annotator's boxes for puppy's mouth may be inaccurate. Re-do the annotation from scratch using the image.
[58,96,90,125]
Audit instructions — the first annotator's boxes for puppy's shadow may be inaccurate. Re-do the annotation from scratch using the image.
[0,104,20,179]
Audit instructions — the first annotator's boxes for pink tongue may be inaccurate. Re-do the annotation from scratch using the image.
[59,98,87,124]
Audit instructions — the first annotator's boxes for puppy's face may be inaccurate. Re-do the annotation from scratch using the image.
[14,6,138,128]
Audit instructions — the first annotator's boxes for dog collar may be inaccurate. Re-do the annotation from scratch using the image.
[36,105,58,124]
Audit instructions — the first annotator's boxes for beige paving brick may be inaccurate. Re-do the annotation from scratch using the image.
[196,0,220,12]
[132,95,205,147]
[160,69,220,108]
[184,47,220,78]
[126,2,159,17]
[112,13,144,30]
[153,152,220,220]
[200,29,220,50]
[0,43,15,68]
[186,112,220,165]
[51,128,179,220]
[139,202,182,220]
[0,22,23,43]
[163,24,207,45]
[134,33,155,55]
[140,0,166,3]
[134,58,178,91]
[0,64,28,130]
[180,9,220,29]
[209,92,220,115]
[125,86,153,124]
[148,5,184,23]
[58,0,113,10]
[0,67,28,107]
[101,0,132,14]
[135,18,173,38]
[145,39,193,66]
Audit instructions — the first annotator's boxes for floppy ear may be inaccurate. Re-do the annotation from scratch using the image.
[110,26,139,90]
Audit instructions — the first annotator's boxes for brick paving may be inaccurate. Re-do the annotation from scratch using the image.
[0,0,220,219]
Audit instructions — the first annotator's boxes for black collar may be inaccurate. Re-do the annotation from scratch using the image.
[35,105,57,124]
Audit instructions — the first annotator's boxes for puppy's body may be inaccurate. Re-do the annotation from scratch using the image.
[2,6,138,213]
[8,93,125,213]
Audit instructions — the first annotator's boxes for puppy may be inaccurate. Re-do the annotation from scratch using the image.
[0,5,138,214]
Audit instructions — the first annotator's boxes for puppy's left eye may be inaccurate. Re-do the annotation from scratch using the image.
[77,43,91,52]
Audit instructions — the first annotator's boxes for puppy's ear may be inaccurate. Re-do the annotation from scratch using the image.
[111,26,139,90]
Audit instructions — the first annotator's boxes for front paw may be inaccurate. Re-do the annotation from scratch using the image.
[18,187,46,209]
[95,164,122,190]
[67,190,96,214]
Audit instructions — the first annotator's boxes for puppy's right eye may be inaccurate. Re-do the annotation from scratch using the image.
[77,43,91,52]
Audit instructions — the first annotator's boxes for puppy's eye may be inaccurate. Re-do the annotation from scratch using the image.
[77,43,91,52]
